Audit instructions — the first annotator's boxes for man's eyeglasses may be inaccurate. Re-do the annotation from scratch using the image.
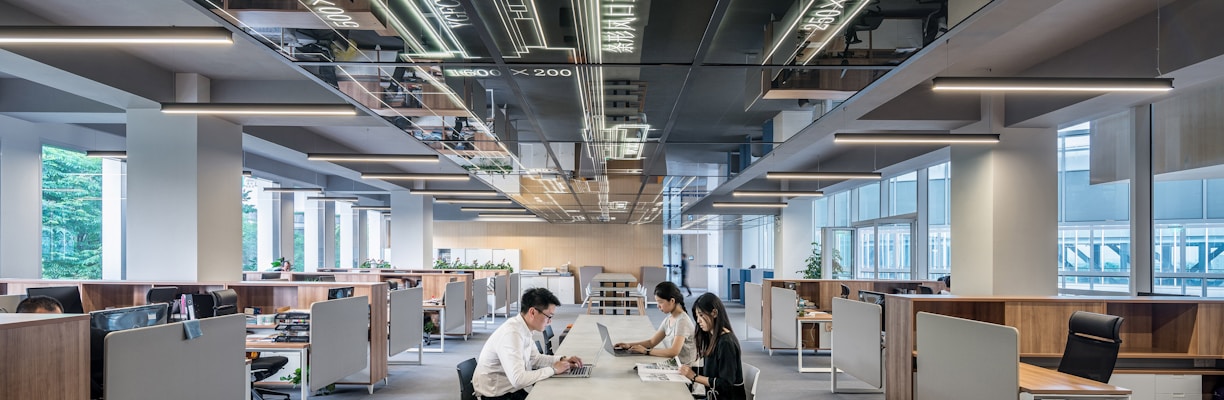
[535,308,554,320]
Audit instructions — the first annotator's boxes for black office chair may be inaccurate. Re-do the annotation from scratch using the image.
[146,286,180,319]
[250,355,290,400]
[260,272,283,280]
[1057,311,1124,383]
[543,325,556,355]
[918,286,935,294]
[457,357,478,400]
[840,284,850,299]
[211,289,239,317]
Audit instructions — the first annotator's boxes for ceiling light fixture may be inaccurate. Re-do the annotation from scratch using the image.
[351,206,391,211]
[160,103,358,116]
[307,196,359,202]
[834,133,1000,144]
[766,172,882,180]
[0,26,233,44]
[410,189,500,196]
[461,207,527,212]
[732,190,824,197]
[478,213,540,218]
[932,77,1173,92]
[307,153,439,163]
[434,199,513,205]
[85,151,126,159]
[360,173,470,181]
[712,202,789,208]
[262,187,323,193]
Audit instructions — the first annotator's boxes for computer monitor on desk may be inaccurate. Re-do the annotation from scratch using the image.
[858,290,887,330]
[28,286,85,313]
[90,303,169,332]
[328,287,355,300]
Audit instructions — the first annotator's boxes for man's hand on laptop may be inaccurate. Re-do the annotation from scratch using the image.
[552,358,572,374]
[565,355,584,368]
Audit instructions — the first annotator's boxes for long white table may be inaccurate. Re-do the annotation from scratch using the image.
[526,314,692,399]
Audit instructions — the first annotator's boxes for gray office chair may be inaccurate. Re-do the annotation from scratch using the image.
[543,325,556,355]
[917,286,935,294]
[457,358,478,400]
[250,355,290,400]
[1057,311,1123,383]
[743,362,761,400]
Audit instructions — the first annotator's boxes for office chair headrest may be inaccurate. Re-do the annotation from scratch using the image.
[1068,311,1123,343]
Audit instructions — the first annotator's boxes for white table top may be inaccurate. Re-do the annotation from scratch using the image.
[526,314,691,399]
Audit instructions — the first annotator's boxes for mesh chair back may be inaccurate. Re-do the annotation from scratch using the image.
[543,325,555,355]
[457,358,478,400]
[1057,311,1123,383]
[743,363,761,400]
[840,284,850,299]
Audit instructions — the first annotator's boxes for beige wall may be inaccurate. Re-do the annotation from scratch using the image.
[433,222,663,278]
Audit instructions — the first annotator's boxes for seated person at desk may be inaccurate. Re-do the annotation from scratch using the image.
[614,282,697,364]
[17,296,107,400]
[473,288,584,400]
[679,294,745,400]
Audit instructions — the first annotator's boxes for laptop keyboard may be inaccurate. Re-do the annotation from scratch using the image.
[565,366,592,376]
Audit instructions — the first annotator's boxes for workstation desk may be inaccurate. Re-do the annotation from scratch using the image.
[526,314,692,400]
[0,313,90,399]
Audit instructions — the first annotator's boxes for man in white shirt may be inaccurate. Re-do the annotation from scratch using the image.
[472,288,584,400]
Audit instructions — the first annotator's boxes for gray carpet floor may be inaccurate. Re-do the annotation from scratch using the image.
[271,290,885,399]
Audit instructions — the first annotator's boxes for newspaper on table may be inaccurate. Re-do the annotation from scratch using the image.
[635,356,688,383]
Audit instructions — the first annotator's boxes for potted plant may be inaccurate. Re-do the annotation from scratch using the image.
[801,242,842,279]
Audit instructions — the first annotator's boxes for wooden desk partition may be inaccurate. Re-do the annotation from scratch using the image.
[760,279,943,350]
[0,314,90,399]
[886,295,1224,400]
[0,279,389,392]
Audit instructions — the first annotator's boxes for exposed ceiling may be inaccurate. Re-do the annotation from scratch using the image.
[2,0,1222,228]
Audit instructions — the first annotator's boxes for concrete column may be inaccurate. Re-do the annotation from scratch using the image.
[780,198,815,279]
[338,202,354,268]
[390,190,432,269]
[722,227,742,269]
[358,209,370,263]
[950,114,1058,295]
[366,210,383,260]
[304,198,321,271]
[321,200,336,269]
[278,193,295,266]
[1130,105,1153,294]
[125,108,243,281]
[0,121,43,279]
[101,159,125,279]
[257,186,275,271]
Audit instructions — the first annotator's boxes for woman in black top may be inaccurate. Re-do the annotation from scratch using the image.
[679,293,744,400]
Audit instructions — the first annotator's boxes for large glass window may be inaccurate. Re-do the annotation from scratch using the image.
[1057,121,1131,294]
[41,146,103,279]
[889,172,917,216]
[242,177,259,271]
[928,163,951,278]
[855,183,880,221]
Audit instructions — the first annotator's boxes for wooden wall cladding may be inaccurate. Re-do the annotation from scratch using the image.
[433,221,663,279]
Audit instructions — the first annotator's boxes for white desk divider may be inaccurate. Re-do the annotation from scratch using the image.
[472,277,490,329]
[311,296,372,393]
[915,312,1019,400]
[389,287,424,365]
[493,274,508,319]
[769,287,798,353]
[830,297,884,393]
[443,281,468,338]
[745,282,763,341]
[508,272,520,312]
[105,314,247,400]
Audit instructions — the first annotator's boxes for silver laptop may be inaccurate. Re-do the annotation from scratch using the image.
[596,322,636,357]
[553,334,604,378]
[0,294,25,313]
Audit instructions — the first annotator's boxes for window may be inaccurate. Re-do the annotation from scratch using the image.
[1056,121,1130,294]
[927,163,951,278]
[855,183,880,221]
[889,172,917,216]
[41,146,103,279]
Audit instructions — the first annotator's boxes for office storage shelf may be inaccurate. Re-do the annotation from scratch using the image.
[884,295,1224,400]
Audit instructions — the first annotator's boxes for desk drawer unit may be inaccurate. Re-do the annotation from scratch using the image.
[1154,374,1199,400]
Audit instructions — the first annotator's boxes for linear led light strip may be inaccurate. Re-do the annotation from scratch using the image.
[767,172,882,180]
[931,77,1174,92]
[434,198,513,205]
[307,196,359,202]
[0,26,232,44]
[834,133,1000,144]
[764,0,817,65]
[733,190,824,197]
[307,153,438,162]
[161,103,357,115]
[360,173,469,180]
[263,187,324,193]
[801,0,876,65]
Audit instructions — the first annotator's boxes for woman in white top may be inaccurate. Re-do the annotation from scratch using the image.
[613,281,697,364]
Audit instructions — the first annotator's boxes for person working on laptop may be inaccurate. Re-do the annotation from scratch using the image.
[473,288,585,400]
[679,293,745,400]
[613,282,697,364]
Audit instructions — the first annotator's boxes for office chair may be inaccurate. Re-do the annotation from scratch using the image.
[840,284,850,299]
[1057,311,1124,383]
[250,355,290,400]
[210,289,239,317]
[918,286,935,294]
[146,287,180,319]
[457,358,478,400]
[543,325,556,355]
[743,363,761,400]
[260,272,282,280]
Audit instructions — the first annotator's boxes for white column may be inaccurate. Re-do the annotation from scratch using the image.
[338,202,354,268]
[304,198,320,271]
[101,159,125,279]
[722,227,742,268]
[914,168,930,280]
[390,190,432,269]
[278,193,296,266]
[358,210,371,263]
[321,200,336,269]
[125,109,243,281]
[950,123,1058,296]
[257,187,276,271]
[779,198,815,279]
[0,121,43,279]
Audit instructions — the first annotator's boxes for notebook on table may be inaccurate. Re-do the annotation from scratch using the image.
[597,322,635,356]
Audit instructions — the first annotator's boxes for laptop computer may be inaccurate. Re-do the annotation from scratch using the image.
[553,335,605,378]
[596,322,636,357]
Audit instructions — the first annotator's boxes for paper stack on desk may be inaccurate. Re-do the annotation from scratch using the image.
[635,357,687,383]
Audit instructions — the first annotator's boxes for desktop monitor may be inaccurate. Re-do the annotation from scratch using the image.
[327,286,355,300]
[858,290,887,306]
[27,286,85,313]
[210,289,239,317]
[89,303,169,332]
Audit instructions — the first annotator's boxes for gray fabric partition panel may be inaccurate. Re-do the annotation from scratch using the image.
[915,312,1019,400]
[389,287,424,356]
[472,278,489,319]
[509,273,520,309]
[105,314,247,400]
[639,267,666,292]
[745,283,763,331]
[493,275,508,311]
[770,287,798,349]
[310,296,371,392]
[444,281,466,334]
[578,266,603,298]
[831,297,883,388]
